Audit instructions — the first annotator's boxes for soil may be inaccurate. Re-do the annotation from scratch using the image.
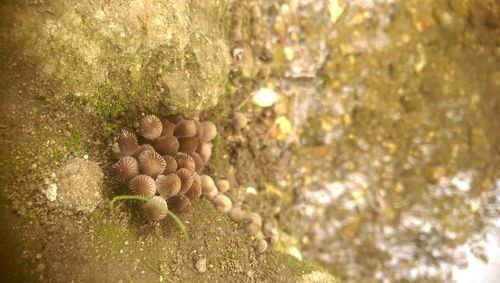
[0,1,336,282]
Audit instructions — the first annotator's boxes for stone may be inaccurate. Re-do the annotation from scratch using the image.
[195,258,207,273]
[45,183,58,202]
[55,158,104,213]
[301,271,340,283]
[7,0,231,117]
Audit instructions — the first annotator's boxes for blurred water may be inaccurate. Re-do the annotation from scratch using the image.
[253,0,500,281]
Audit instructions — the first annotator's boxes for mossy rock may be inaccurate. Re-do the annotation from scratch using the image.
[8,0,231,118]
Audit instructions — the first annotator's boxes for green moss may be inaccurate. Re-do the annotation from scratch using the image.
[87,209,138,252]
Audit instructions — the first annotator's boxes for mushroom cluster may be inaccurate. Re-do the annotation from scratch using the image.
[111,115,216,220]
[111,114,276,253]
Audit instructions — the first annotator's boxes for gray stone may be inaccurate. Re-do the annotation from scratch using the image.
[195,258,207,273]
[8,0,231,117]
[55,158,104,213]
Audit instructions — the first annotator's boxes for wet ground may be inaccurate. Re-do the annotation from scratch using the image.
[238,0,499,282]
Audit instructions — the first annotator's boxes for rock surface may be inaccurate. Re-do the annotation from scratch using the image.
[8,0,231,116]
[55,158,103,213]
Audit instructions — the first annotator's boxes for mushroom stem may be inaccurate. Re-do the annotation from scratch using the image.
[109,195,188,238]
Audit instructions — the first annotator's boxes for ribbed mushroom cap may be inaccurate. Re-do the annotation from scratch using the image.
[145,196,168,221]
[156,174,181,199]
[161,119,175,136]
[173,120,197,138]
[139,115,163,140]
[167,194,191,211]
[176,168,195,194]
[130,174,156,197]
[197,142,213,163]
[200,175,216,195]
[132,144,155,159]
[216,179,230,194]
[138,150,167,178]
[213,194,232,213]
[178,137,199,153]
[118,129,139,156]
[154,135,179,155]
[185,180,202,200]
[188,152,205,174]
[199,121,217,142]
[233,112,248,130]
[162,155,178,174]
[242,212,262,236]
[112,156,140,182]
[176,152,196,171]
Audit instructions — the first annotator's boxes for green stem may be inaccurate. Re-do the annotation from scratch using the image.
[109,195,188,238]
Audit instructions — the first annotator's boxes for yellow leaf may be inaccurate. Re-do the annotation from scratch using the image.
[329,0,346,24]
[275,116,292,140]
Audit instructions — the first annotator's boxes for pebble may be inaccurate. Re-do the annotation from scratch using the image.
[195,258,207,273]
[246,270,255,278]
[45,183,58,202]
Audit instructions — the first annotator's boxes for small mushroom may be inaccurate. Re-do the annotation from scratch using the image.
[256,239,268,254]
[264,223,279,247]
[174,120,197,138]
[161,119,175,136]
[233,112,248,131]
[177,168,196,194]
[176,152,196,171]
[228,207,245,223]
[139,115,163,140]
[162,155,178,174]
[130,174,156,197]
[205,186,218,201]
[185,180,202,200]
[200,175,216,195]
[242,212,262,236]
[189,152,205,174]
[178,137,199,153]
[132,144,155,159]
[154,135,179,155]
[199,121,217,142]
[213,194,232,213]
[216,179,230,194]
[167,194,191,211]
[112,156,140,182]
[145,196,168,221]
[197,142,213,163]
[118,129,138,156]
[156,174,181,199]
[138,150,166,178]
